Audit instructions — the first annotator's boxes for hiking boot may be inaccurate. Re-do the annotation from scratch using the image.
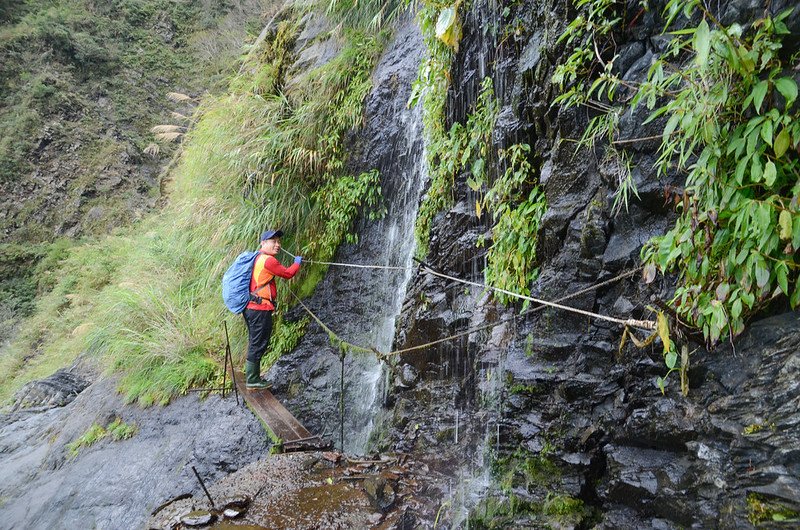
[244,361,269,389]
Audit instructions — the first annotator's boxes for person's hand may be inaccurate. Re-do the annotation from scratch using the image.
[294,255,302,265]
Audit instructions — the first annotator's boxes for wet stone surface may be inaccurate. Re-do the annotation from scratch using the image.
[149,452,433,530]
[0,377,269,529]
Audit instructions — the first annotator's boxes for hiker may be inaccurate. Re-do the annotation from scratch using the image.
[243,229,301,389]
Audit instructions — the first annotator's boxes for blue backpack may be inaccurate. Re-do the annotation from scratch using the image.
[222,251,259,314]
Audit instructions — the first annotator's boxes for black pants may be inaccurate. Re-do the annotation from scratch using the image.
[243,309,273,363]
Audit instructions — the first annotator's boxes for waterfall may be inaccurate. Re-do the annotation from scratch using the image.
[341,102,426,453]
[270,19,426,455]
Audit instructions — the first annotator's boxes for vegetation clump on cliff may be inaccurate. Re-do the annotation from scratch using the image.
[555,0,800,348]
[412,1,546,302]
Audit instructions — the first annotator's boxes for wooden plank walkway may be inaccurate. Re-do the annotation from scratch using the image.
[231,369,331,452]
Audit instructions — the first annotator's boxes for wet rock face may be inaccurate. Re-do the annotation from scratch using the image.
[0,377,269,529]
[10,366,90,412]
[386,0,800,527]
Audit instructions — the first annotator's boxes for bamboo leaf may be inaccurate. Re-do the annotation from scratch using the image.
[693,19,711,66]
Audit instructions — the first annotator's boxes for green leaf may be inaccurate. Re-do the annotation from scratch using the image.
[760,119,773,146]
[665,350,678,370]
[663,113,680,142]
[751,156,763,182]
[742,290,755,308]
[731,298,743,319]
[715,283,730,301]
[471,157,485,179]
[436,6,456,37]
[435,5,461,49]
[466,176,481,192]
[775,77,798,107]
[656,376,666,395]
[763,160,777,186]
[755,261,770,289]
[793,215,800,249]
[693,19,711,66]
[776,261,789,295]
[774,127,790,157]
[734,156,748,184]
[779,210,793,240]
[752,80,768,113]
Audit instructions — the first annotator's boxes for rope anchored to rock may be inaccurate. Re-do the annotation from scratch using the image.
[286,260,652,360]
[412,258,656,331]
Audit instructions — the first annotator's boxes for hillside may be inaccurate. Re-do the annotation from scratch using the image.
[0,0,271,347]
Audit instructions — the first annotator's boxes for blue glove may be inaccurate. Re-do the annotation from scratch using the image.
[294,255,302,265]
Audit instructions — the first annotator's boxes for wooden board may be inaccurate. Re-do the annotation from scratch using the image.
[231,369,331,451]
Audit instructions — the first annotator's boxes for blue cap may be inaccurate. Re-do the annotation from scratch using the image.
[260,229,283,241]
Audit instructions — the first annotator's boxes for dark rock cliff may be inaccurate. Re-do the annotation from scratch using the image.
[384,0,800,527]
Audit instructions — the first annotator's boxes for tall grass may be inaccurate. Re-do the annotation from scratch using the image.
[0,7,389,406]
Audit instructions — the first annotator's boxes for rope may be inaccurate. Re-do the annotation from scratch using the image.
[288,291,375,355]
[280,247,412,271]
[287,266,646,359]
[417,265,656,331]
[385,266,644,356]
[281,246,653,330]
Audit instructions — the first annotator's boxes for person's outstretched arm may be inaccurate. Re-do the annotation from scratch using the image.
[264,255,300,279]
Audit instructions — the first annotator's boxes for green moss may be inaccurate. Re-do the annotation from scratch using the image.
[107,418,137,441]
[747,493,800,526]
[466,442,593,528]
[543,493,586,523]
[509,383,540,395]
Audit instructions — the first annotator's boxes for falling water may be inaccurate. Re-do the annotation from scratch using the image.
[270,19,427,455]
[341,101,427,453]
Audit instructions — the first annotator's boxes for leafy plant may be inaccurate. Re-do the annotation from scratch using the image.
[325,0,407,30]
[413,72,547,302]
[554,1,800,351]
[410,0,458,257]
[484,144,547,305]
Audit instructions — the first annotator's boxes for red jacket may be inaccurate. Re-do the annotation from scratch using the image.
[246,253,300,311]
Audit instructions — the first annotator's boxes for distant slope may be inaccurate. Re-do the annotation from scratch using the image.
[0,0,269,242]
